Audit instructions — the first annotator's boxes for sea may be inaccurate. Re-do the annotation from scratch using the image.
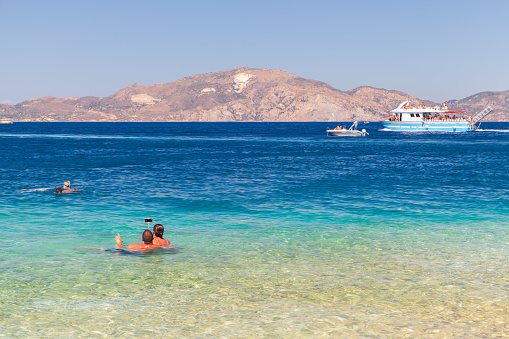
[0,122,508,338]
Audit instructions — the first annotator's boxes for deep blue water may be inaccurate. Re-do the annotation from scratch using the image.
[1,122,508,337]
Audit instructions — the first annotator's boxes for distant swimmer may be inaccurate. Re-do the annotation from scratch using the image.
[55,187,83,194]
[152,223,170,246]
[115,230,157,252]
[54,180,83,194]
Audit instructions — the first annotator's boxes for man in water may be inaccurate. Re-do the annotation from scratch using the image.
[115,230,156,251]
[75,228,174,253]
[152,224,170,246]
[54,180,83,194]
[54,187,82,194]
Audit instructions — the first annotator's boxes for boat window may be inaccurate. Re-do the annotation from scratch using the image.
[416,114,420,117]
[410,114,415,117]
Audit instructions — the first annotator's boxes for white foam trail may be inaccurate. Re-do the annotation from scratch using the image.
[0,133,325,143]
[476,129,509,133]
[20,188,53,193]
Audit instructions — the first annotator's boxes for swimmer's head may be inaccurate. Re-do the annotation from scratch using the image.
[153,224,164,238]
[55,187,62,194]
[142,229,153,244]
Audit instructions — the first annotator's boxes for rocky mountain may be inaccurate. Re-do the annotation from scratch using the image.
[447,91,509,122]
[1,67,507,122]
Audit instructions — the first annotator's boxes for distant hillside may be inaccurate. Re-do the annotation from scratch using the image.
[447,91,509,122]
[0,67,506,122]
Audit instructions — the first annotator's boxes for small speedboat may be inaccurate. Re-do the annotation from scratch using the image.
[327,121,368,137]
[0,119,13,124]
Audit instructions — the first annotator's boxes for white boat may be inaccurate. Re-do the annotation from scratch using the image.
[382,101,492,132]
[327,121,368,137]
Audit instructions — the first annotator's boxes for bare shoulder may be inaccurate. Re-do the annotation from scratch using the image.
[153,237,170,246]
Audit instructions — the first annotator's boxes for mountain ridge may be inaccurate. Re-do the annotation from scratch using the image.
[1,67,507,122]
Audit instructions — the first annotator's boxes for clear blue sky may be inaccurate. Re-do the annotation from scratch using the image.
[1,0,508,104]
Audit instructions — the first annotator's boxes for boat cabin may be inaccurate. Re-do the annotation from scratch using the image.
[388,101,469,123]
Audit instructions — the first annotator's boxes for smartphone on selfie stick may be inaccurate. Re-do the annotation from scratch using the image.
[144,218,153,229]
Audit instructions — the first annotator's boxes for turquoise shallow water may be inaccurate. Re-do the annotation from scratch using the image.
[1,122,508,337]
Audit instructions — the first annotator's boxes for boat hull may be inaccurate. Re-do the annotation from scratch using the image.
[327,130,366,137]
[381,121,474,132]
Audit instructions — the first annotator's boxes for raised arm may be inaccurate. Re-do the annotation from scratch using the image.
[115,233,124,248]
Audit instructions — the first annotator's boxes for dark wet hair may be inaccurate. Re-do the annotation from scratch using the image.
[55,187,62,194]
[142,229,153,244]
[153,224,164,238]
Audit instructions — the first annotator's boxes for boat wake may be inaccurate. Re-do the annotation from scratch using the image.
[0,132,326,143]
[20,188,53,193]
[476,129,509,133]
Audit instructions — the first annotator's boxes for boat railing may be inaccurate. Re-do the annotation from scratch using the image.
[423,117,469,122]
[348,121,359,130]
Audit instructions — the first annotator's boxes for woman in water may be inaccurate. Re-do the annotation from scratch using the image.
[152,224,170,246]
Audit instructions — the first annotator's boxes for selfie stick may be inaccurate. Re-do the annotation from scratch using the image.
[144,218,153,229]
